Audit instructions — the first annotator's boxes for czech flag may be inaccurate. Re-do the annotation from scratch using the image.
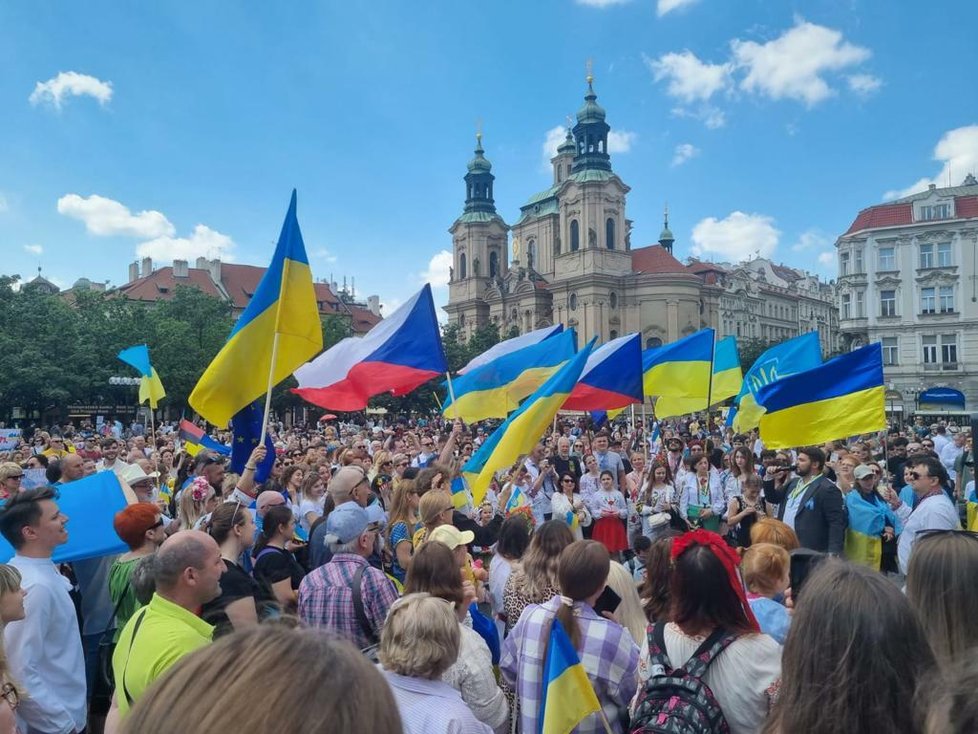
[444,330,576,422]
[293,284,447,411]
[189,190,323,427]
[655,335,743,418]
[539,618,602,734]
[462,340,594,506]
[755,342,885,449]
[562,333,643,411]
[642,328,714,400]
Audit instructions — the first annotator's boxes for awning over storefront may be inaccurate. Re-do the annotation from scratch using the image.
[918,387,966,408]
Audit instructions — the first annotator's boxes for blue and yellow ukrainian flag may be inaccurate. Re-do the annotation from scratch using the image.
[655,335,742,418]
[449,476,470,510]
[844,491,887,570]
[755,342,885,449]
[564,509,580,533]
[190,190,323,427]
[117,344,166,409]
[443,330,576,422]
[462,340,595,506]
[642,328,714,400]
[729,331,822,433]
[505,484,529,513]
[539,618,602,734]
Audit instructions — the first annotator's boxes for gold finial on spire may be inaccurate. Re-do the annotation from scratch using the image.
[585,58,594,85]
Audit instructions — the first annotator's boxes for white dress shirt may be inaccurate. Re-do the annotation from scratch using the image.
[939,442,964,482]
[383,670,492,734]
[5,555,87,734]
[893,492,961,574]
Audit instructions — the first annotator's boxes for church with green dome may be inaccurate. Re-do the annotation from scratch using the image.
[444,75,718,349]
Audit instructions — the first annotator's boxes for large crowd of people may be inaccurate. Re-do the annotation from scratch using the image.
[0,411,973,733]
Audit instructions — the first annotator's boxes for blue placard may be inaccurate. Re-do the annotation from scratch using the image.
[0,471,130,564]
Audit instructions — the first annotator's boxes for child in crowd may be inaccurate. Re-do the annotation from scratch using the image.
[623,534,652,583]
[741,542,792,644]
[587,470,628,560]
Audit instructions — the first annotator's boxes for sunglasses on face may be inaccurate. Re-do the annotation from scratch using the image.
[909,471,931,480]
[561,478,575,484]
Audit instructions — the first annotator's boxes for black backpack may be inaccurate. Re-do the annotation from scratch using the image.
[630,622,736,734]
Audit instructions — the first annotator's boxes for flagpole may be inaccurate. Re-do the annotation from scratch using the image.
[642,399,648,461]
[705,333,716,433]
[147,404,157,465]
[596,707,615,734]
[444,371,460,420]
[259,332,281,446]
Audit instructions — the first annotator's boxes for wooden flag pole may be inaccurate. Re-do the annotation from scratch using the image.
[444,371,460,420]
[259,332,282,446]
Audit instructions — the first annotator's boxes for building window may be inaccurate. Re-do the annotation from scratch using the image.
[610,330,618,339]
[921,287,936,314]
[569,293,577,311]
[941,334,958,367]
[570,220,580,251]
[527,241,536,269]
[646,337,663,349]
[609,292,618,309]
[880,289,896,317]
[881,337,898,365]
[939,286,954,313]
[937,242,952,267]
[920,244,934,269]
[853,247,864,274]
[489,251,498,278]
[923,335,938,363]
[473,258,480,277]
[841,292,851,319]
[878,246,895,271]
[459,253,467,279]
[606,218,615,250]
[855,290,865,318]
[840,252,850,276]
[920,204,951,221]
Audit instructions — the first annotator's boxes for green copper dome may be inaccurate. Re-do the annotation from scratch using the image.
[557,128,575,154]
[467,133,492,173]
[576,78,606,124]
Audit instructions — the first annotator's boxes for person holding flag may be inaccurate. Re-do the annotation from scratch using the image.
[500,540,639,734]
[551,472,592,541]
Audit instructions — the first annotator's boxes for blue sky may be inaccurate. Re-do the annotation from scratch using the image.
[2,0,977,316]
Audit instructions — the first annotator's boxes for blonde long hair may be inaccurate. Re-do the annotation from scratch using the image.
[0,565,23,696]
[605,560,648,647]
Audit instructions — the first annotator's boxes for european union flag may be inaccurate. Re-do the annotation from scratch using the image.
[231,401,276,483]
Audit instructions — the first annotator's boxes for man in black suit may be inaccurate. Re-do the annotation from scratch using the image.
[763,446,846,555]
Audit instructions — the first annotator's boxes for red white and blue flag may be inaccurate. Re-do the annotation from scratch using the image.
[293,284,447,410]
[561,332,643,411]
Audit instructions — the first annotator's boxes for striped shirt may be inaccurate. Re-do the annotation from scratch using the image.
[383,671,492,734]
[500,596,639,734]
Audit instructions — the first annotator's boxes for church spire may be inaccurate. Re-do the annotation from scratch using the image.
[658,204,675,253]
[463,130,497,215]
[572,65,611,174]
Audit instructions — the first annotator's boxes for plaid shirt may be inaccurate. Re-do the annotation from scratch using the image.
[500,596,639,734]
[298,553,398,650]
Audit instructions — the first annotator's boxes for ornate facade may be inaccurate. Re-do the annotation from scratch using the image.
[445,77,718,348]
[836,176,978,416]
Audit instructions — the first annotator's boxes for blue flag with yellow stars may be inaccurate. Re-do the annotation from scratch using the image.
[231,401,276,483]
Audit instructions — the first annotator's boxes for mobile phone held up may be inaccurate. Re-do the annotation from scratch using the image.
[592,585,622,617]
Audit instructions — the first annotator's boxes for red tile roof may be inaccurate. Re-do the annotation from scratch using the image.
[771,264,801,281]
[347,305,382,334]
[686,260,727,275]
[116,267,224,302]
[844,203,913,235]
[956,195,978,219]
[630,245,690,274]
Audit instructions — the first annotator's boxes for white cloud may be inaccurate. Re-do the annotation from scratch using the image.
[576,0,630,5]
[23,244,43,255]
[791,229,830,252]
[645,51,731,104]
[380,297,403,315]
[608,130,637,153]
[29,71,113,110]
[671,105,726,129]
[136,224,236,262]
[310,247,337,263]
[817,251,836,266]
[57,194,175,238]
[691,211,780,261]
[421,250,453,289]
[731,20,871,106]
[671,143,700,167]
[848,73,882,97]
[542,125,569,167]
[658,0,698,17]
[883,124,978,199]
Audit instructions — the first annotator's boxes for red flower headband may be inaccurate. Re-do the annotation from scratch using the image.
[672,529,760,633]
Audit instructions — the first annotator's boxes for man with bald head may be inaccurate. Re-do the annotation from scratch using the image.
[110,530,223,717]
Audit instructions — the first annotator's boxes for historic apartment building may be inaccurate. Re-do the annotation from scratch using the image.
[836,175,978,417]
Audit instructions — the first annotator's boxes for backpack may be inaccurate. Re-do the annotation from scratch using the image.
[629,622,736,734]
